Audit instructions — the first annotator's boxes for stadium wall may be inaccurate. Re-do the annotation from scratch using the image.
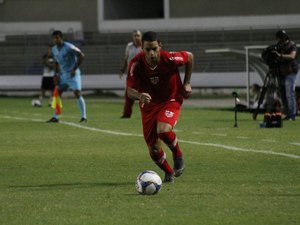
[170,0,300,17]
[0,0,98,32]
[1,0,300,34]
[97,0,300,32]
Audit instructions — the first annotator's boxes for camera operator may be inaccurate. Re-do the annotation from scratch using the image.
[273,30,298,121]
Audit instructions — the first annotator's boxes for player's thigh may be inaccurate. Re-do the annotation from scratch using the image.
[141,109,159,147]
[69,76,82,91]
[157,101,181,129]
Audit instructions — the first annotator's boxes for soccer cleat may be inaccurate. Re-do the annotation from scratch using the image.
[79,117,87,123]
[173,157,185,177]
[163,172,175,183]
[46,117,59,123]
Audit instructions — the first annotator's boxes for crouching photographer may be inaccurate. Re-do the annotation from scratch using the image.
[272,30,298,121]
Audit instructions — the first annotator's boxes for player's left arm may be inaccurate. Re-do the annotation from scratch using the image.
[182,52,194,99]
[71,46,85,76]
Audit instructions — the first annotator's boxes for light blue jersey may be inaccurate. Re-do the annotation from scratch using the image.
[52,42,83,90]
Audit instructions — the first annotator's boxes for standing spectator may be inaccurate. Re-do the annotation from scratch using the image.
[127,31,194,182]
[273,30,298,121]
[47,30,87,123]
[119,30,142,118]
[38,44,55,106]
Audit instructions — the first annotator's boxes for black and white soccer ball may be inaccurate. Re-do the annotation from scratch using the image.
[31,99,42,107]
[135,170,162,195]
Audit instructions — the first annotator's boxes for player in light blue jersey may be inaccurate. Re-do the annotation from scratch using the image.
[47,30,87,123]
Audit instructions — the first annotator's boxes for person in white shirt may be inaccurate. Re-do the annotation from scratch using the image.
[119,30,142,118]
[38,44,55,106]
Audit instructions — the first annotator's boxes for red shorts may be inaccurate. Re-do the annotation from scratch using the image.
[141,101,181,147]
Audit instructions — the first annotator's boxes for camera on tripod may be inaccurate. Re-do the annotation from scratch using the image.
[252,44,283,125]
[261,44,281,69]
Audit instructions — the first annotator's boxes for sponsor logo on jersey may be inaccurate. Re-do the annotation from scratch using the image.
[165,110,174,118]
[169,56,183,61]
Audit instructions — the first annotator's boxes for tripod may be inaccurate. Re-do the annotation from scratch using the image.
[232,91,238,127]
[252,67,282,120]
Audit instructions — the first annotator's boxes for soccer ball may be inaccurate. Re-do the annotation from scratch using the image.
[135,170,162,195]
[31,99,42,107]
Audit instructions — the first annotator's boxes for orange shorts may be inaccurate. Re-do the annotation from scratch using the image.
[141,101,181,147]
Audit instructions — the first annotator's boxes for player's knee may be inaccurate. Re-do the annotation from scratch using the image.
[74,91,81,98]
[157,122,172,134]
[158,132,176,146]
[149,145,160,154]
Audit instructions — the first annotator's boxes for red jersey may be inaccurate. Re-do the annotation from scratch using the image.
[127,50,189,110]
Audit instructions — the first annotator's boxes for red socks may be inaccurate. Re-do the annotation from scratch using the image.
[149,148,173,174]
[158,132,182,158]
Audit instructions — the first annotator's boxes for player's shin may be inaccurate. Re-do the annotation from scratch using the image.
[149,148,173,175]
[158,132,182,158]
[77,96,87,119]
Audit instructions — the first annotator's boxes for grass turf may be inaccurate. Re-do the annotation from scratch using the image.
[0,97,299,225]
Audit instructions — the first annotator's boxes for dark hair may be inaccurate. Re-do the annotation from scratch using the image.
[142,31,158,43]
[52,30,63,38]
[276,30,289,41]
[133,29,141,34]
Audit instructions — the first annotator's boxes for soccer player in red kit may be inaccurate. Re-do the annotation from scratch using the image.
[127,31,193,182]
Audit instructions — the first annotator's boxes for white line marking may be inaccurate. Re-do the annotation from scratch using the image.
[173,129,182,132]
[0,116,143,137]
[179,140,299,159]
[289,142,300,147]
[236,136,250,139]
[212,133,227,137]
[191,131,204,135]
[261,139,278,143]
[62,121,143,137]
[1,115,299,159]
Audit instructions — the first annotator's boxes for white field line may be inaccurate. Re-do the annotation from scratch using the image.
[0,116,142,137]
[62,121,143,137]
[179,140,299,159]
[236,136,250,139]
[261,139,278,143]
[290,142,300,147]
[211,133,227,137]
[1,115,299,159]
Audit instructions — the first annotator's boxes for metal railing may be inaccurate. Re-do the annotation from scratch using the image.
[0,28,299,75]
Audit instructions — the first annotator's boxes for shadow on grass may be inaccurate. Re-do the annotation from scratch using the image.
[8,181,132,191]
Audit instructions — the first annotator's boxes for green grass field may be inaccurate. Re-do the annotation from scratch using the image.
[0,97,299,225]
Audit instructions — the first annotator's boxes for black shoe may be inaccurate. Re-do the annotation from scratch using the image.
[164,173,175,183]
[173,157,185,177]
[79,117,87,123]
[46,117,59,123]
[120,115,131,119]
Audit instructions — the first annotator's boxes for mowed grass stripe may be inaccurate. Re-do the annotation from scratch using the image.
[1,115,299,159]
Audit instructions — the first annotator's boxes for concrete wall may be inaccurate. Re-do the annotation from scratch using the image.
[1,0,300,33]
[170,0,300,17]
[0,0,98,31]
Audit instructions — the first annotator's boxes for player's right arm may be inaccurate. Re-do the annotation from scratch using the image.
[119,55,129,79]
[126,59,152,104]
[119,44,130,79]
[182,52,194,98]
[127,87,152,104]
